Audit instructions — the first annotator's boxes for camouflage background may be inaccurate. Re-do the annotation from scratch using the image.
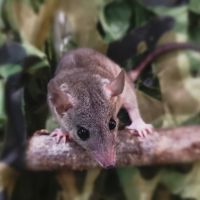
[0,0,200,199]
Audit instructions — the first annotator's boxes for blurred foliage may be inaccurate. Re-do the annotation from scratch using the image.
[0,0,200,200]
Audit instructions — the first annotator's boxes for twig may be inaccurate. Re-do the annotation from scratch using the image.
[26,126,200,170]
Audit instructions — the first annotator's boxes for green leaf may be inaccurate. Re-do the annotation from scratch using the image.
[99,1,131,41]
[0,64,21,79]
[145,5,188,34]
[188,11,200,43]
[189,0,200,14]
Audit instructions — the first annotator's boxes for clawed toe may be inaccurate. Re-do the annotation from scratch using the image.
[126,123,153,138]
[50,128,69,143]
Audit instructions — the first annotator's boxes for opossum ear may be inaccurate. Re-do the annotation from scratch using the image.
[48,80,73,116]
[105,70,125,97]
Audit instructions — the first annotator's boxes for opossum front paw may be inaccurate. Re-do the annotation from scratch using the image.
[126,122,153,138]
[50,128,70,143]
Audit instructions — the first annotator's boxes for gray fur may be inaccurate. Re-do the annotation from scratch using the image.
[48,48,120,167]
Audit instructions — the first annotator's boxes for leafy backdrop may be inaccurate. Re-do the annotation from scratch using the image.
[0,0,200,199]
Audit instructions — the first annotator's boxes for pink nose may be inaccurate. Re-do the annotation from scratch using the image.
[92,151,116,168]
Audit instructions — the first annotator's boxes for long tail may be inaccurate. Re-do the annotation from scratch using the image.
[129,43,200,81]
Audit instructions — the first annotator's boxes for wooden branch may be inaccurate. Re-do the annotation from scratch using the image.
[26,126,200,171]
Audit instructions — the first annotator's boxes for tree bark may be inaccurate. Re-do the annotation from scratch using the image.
[26,126,200,171]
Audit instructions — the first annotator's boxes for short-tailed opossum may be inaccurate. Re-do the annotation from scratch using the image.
[48,43,200,168]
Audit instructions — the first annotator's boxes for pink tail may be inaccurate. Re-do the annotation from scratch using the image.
[129,43,200,81]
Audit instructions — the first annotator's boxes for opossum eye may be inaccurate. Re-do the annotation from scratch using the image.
[109,118,116,130]
[77,126,90,141]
